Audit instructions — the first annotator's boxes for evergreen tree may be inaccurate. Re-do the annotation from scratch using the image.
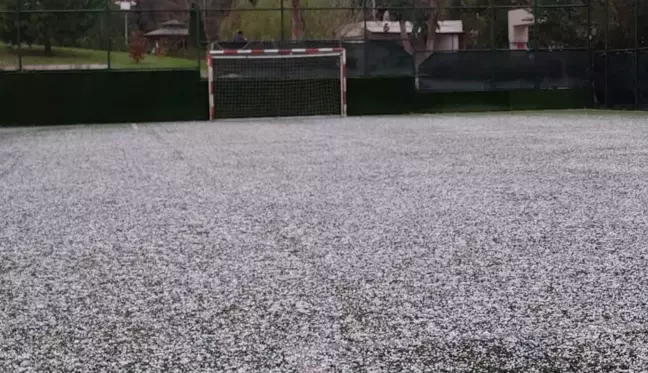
[188,2,207,49]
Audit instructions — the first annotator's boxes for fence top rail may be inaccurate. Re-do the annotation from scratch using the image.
[1,3,589,13]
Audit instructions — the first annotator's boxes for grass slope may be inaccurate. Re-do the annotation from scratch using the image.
[0,43,199,70]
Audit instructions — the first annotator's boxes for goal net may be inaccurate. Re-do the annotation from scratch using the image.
[208,48,347,120]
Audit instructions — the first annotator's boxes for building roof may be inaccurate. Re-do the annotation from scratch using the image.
[337,20,464,39]
[144,20,188,37]
[144,27,189,37]
[160,20,186,28]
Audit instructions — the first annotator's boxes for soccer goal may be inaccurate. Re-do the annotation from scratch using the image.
[207,48,347,120]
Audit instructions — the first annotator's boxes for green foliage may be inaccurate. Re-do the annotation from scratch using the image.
[0,0,104,54]
[531,0,648,49]
[219,0,282,40]
[188,3,207,47]
[221,0,361,40]
[370,0,647,51]
[376,0,436,39]
[2,0,646,55]
[590,0,648,49]
[0,0,36,46]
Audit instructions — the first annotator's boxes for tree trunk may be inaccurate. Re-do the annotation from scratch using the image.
[399,20,413,55]
[190,0,235,42]
[201,9,210,45]
[291,0,304,40]
[399,0,439,68]
[417,1,438,66]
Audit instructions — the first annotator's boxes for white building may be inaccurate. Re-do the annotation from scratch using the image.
[508,9,534,50]
[337,21,465,52]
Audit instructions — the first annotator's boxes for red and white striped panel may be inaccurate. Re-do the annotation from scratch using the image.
[210,48,345,55]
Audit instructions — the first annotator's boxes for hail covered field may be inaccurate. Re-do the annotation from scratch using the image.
[1,112,648,372]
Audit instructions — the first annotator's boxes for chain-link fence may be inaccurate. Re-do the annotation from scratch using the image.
[0,0,645,108]
[0,5,203,72]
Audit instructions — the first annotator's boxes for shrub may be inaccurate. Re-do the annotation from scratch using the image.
[129,31,147,63]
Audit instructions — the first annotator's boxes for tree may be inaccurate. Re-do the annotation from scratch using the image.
[129,30,146,62]
[448,0,531,49]
[132,0,158,32]
[188,2,207,48]
[190,0,235,42]
[376,0,445,67]
[530,0,648,50]
[0,0,104,55]
[0,0,37,48]
[288,0,305,40]
[248,0,304,40]
[146,0,242,44]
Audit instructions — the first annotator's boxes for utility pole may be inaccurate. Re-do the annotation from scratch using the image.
[119,1,134,46]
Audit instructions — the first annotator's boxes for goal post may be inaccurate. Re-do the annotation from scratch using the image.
[207,48,347,120]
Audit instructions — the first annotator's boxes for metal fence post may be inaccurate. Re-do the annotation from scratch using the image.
[362,0,367,77]
[16,0,22,71]
[587,0,592,107]
[105,0,111,69]
[489,0,495,90]
[533,0,538,49]
[195,5,201,71]
[604,0,608,108]
[411,0,417,84]
[280,0,285,42]
[634,0,639,109]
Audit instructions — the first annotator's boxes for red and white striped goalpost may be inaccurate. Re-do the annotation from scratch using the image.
[207,48,347,120]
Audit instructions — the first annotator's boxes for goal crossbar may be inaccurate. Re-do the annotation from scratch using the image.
[208,48,347,120]
[210,53,343,59]
[210,47,345,55]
